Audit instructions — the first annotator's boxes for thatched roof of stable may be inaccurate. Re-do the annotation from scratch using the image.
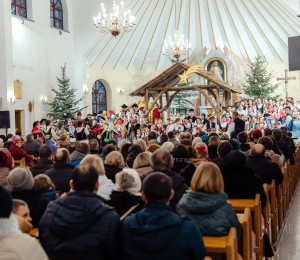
[130,62,242,96]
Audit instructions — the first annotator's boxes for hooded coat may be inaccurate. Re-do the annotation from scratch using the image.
[126,150,142,168]
[177,191,242,239]
[105,164,123,183]
[70,151,86,166]
[277,140,295,165]
[29,158,54,177]
[39,192,121,260]
[121,203,207,260]
[172,159,196,187]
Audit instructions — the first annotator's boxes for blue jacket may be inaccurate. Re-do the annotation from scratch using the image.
[45,140,58,155]
[41,189,59,201]
[121,203,207,260]
[177,191,242,239]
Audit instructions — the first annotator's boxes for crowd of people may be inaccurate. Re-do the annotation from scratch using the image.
[0,97,297,259]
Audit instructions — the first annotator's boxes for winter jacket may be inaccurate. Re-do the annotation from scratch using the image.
[11,188,49,228]
[277,140,295,165]
[177,190,242,239]
[128,123,141,136]
[0,216,48,260]
[22,140,40,157]
[187,157,207,168]
[97,175,116,200]
[107,191,144,217]
[45,140,58,155]
[212,156,227,168]
[0,167,10,188]
[208,146,218,160]
[219,151,267,208]
[282,137,296,154]
[127,150,143,168]
[134,166,152,177]
[44,162,74,193]
[105,164,123,183]
[245,156,284,185]
[147,170,188,208]
[70,151,87,166]
[121,203,207,260]
[169,138,179,146]
[240,143,251,157]
[172,159,196,187]
[4,141,13,150]
[29,158,54,177]
[41,189,59,201]
[265,150,284,168]
[9,144,34,167]
[39,191,121,260]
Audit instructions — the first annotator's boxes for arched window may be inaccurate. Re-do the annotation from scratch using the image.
[92,80,107,114]
[11,0,27,18]
[50,0,63,29]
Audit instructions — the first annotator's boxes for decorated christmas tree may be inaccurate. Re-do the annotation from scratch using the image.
[46,64,88,126]
[242,53,280,99]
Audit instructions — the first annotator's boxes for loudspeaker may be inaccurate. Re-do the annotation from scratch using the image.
[0,111,10,128]
[289,36,300,71]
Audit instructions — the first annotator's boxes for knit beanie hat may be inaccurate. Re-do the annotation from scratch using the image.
[7,167,34,190]
[0,185,13,218]
[253,129,262,140]
[201,135,208,142]
[115,169,141,196]
[232,138,241,150]
[13,138,22,145]
[0,150,13,168]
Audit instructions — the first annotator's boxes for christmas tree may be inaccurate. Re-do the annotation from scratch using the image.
[242,53,280,99]
[46,64,88,126]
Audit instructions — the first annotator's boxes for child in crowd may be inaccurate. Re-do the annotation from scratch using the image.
[136,129,142,140]
[129,131,137,143]
[34,174,59,201]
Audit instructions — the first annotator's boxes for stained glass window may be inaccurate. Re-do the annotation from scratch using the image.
[11,0,27,18]
[50,0,63,29]
[92,81,107,114]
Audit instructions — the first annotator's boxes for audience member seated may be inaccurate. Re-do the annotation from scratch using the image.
[69,142,78,154]
[180,139,192,147]
[108,169,144,217]
[160,134,169,145]
[146,144,161,153]
[70,142,90,166]
[127,145,144,168]
[281,130,296,155]
[259,136,284,168]
[192,137,202,148]
[133,152,152,177]
[9,138,34,167]
[80,155,115,200]
[172,144,196,187]
[148,131,159,145]
[118,139,127,150]
[181,132,193,142]
[12,199,33,234]
[101,143,117,162]
[273,129,295,165]
[56,134,70,150]
[34,174,59,201]
[253,129,262,144]
[0,186,48,260]
[4,134,14,150]
[229,139,239,150]
[39,164,121,260]
[161,142,175,153]
[219,150,267,208]
[188,142,210,168]
[8,167,50,227]
[238,131,251,157]
[168,131,179,146]
[121,172,207,260]
[105,151,124,183]
[30,146,54,177]
[35,138,44,148]
[23,134,40,157]
[177,162,242,238]
[245,144,284,185]
[45,148,74,194]
[148,149,188,208]
[31,121,44,140]
[89,139,101,155]
[207,135,219,160]
[0,150,14,188]
[212,141,233,168]
[44,134,58,155]
[121,143,133,164]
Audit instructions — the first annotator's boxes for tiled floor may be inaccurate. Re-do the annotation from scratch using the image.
[274,182,300,260]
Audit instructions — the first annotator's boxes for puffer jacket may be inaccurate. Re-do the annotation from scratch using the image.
[29,158,54,177]
[39,191,121,260]
[177,190,242,239]
[22,140,40,157]
[9,144,34,167]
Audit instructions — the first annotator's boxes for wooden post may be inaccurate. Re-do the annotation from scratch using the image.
[145,89,149,119]
[159,95,163,120]
[166,91,170,118]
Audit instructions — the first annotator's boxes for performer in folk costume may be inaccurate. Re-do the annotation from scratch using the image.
[279,106,294,131]
[186,109,197,123]
[217,116,229,135]
[168,118,183,133]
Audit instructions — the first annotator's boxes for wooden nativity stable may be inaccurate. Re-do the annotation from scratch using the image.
[130,62,242,123]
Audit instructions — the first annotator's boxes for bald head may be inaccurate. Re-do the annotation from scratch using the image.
[151,148,173,171]
[181,132,192,141]
[55,148,70,163]
[250,144,265,157]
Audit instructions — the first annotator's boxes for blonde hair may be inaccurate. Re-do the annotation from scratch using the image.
[135,139,147,151]
[192,137,202,148]
[146,144,161,153]
[34,174,55,190]
[195,142,208,159]
[105,151,124,167]
[133,152,152,169]
[81,154,105,176]
[12,199,28,214]
[208,135,220,147]
[35,138,44,147]
[191,162,224,193]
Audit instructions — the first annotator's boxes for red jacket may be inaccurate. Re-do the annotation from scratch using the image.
[9,144,34,167]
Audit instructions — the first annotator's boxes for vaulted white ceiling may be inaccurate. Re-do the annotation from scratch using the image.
[85,0,300,70]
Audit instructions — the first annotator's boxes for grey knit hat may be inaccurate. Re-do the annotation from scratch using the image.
[7,167,34,190]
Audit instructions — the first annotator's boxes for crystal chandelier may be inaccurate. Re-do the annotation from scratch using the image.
[163,30,191,59]
[94,1,135,37]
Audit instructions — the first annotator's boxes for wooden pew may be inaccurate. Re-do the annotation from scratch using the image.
[263,184,272,243]
[267,180,277,244]
[14,157,26,167]
[203,227,238,260]
[29,228,39,236]
[33,157,40,162]
[237,208,252,260]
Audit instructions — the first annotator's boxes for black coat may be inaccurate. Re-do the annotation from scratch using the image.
[128,123,141,136]
[29,158,54,177]
[107,191,144,217]
[105,164,123,183]
[4,141,13,150]
[208,146,218,160]
[245,156,284,185]
[234,118,245,131]
[172,160,196,187]
[11,188,49,228]
[126,150,142,168]
[277,140,295,165]
[39,192,121,260]
[282,137,296,155]
[147,170,188,208]
[44,162,75,193]
[22,140,40,157]
[212,156,227,168]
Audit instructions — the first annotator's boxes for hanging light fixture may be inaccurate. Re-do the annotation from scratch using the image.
[162,1,191,59]
[94,1,136,37]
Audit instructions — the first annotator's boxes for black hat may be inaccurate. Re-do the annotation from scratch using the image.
[121,104,127,108]
[264,113,270,117]
[0,186,13,218]
[132,104,138,108]
[189,109,194,112]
